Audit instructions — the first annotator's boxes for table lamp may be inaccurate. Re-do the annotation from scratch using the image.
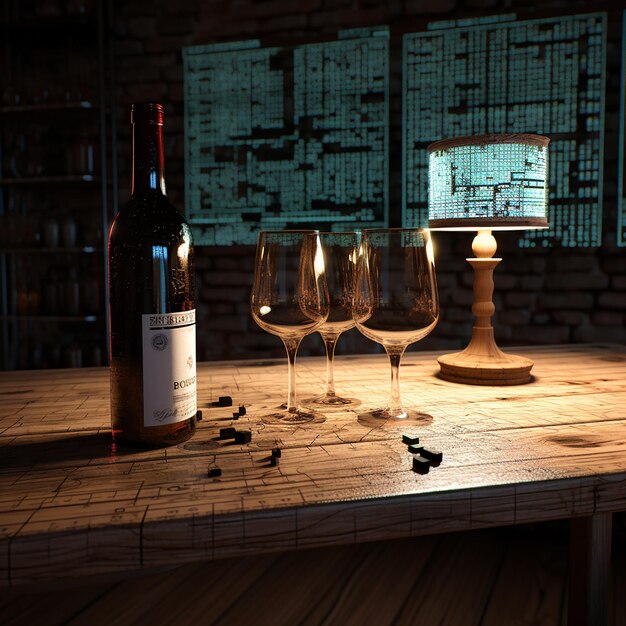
[427,133,549,385]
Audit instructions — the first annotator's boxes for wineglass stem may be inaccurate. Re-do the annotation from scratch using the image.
[386,346,407,418]
[282,337,302,413]
[321,332,340,398]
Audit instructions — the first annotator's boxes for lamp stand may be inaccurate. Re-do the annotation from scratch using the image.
[437,230,533,385]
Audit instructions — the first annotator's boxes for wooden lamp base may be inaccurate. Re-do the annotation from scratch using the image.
[437,230,534,386]
[437,328,533,385]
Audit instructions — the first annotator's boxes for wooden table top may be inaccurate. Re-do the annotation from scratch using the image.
[1,343,625,586]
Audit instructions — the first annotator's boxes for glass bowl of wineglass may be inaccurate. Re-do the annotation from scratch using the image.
[353,228,439,423]
[304,231,361,407]
[251,230,329,423]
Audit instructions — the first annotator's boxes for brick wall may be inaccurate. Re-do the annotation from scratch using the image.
[112,0,626,362]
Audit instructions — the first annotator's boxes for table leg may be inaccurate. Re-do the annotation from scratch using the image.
[568,513,612,626]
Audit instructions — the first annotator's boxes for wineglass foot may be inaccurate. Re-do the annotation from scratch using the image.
[302,394,361,408]
[261,408,326,426]
[357,408,433,429]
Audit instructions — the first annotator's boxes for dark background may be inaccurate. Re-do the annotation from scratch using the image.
[4,0,624,367]
[109,0,626,362]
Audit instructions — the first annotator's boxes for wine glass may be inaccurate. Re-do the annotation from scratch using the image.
[353,228,439,421]
[304,231,360,406]
[251,230,329,422]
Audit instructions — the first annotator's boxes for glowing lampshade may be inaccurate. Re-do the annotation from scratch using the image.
[428,134,549,230]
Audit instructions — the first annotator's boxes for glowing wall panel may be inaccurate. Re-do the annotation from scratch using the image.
[403,13,606,247]
[183,30,389,246]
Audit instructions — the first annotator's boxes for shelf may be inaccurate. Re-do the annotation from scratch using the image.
[0,175,97,185]
[0,1,114,371]
[1,315,99,323]
[0,246,100,254]
[0,101,96,115]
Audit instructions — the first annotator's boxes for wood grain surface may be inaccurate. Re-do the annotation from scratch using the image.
[1,343,625,586]
[0,526,578,626]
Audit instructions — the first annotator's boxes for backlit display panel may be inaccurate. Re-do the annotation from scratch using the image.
[403,13,606,247]
[183,30,389,245]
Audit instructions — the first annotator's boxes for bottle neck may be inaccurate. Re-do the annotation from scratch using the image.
[131,120,166,195]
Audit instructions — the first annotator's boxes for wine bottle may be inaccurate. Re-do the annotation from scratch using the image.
[108,102,196,447]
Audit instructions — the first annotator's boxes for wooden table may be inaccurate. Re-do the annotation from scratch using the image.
[1,344,625,623]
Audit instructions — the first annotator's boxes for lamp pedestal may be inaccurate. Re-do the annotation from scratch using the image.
[437,230,533,386]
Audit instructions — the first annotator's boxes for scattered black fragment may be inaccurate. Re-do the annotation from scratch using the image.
[219,396,233,407]
[407,444,424,455]
[402,434,420,446]
[412,455,430,474]
[419,447,443,464]
[196,410,203,422]
[238,405,247,416]
[271,447,282,458]
[219,427,236,439]
[235,430,252,444]
[208,467,222,478]
[232,412,240,420]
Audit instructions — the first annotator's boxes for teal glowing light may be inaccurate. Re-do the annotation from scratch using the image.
[403,13,606,247]
[428,135,549,230]
[183,28,389,246]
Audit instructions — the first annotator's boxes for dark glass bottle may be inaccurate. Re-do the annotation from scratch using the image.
[108,103,196,447]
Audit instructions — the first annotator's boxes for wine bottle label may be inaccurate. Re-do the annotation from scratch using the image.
[142,309,197,427]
